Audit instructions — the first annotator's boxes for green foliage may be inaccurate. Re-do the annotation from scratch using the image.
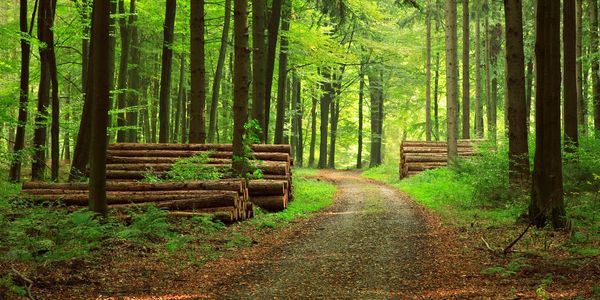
[143,152,223,182]
[481,257,531,278]
[117,206,175,244]
[232,120,265,180]
[0,274,27,298]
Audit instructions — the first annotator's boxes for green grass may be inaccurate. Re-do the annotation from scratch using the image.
[363,164,522,227]
[249,168,336,229]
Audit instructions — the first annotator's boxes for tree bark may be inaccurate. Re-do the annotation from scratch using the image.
[174,54,185,143]
[504,0,530,185]
[564,0,578,148]
[425,0,432,141]
[462,0,470,139]
[208,0,232,143]
[274,2,291,144]
[189,0,206,144]
[576,0,585,132]
[32,0,51,181]
[445,0,459,161]
[115,0,132,143]
[368,65,383,167]
[484,5,494,142]
[126,0,139,143]
[48,0,60,181]
[530,0,565,229]
[318,71,331,169]
[159,0,176,143]
[474,1,483,138]
[10,0,32,182]
[292,74,303,166]
[308,93,317,168]
[434,52,440,141]
[252,0,267,141]
[357,65,364,169]
[591,0,600,132]
[265,0,284,143]
[233,0,250,175]
[88,0,112,217]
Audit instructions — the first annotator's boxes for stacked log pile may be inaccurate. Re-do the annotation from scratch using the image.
[399,140,483,179]
[21,180,251,223]
[104,143,293,212]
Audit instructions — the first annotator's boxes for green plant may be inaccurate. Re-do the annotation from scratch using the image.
[143,152,223,182]
[225,232,253,249]
[0,274,27,298]
[232,119,265,180]
[117,206,174,244]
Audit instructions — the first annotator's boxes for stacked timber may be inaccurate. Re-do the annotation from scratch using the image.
[399,140,483,179]
[104,143,293,212]
[21,180,251,223]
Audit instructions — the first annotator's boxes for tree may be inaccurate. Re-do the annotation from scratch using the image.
[425,0,433,141]
[208,0,232,143]
[233,0,249,175]
[115,0,134,143]
[474,0,483,138]
[318,70,332,169]
[48,0,60,182]
[368,64,384,167]
[264,0,284,142]
[504,0,530,185]
[462,0,470,139]
[308,94,317,168]
[291,74,303,166]
[274,2,291,144]
[576,0,585,132]
[88,0,111,217]
[126,0,140,143]
[252,0,267,141]
[159,0,176,143]
[564,0,578,148]
[530,0,566,228]
[357,65,365,168]
[189,0,206,144]
[10,0,32,182]
[591,0,600,132]
[445,0,458,161]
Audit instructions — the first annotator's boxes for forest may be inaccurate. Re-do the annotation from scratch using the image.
[0,0,599,298]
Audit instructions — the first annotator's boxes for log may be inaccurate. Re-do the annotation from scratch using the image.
[401,140,483,148]
[251,193,288,212]
[247,180,286,196]
[22,180,246,195]
[27,191,239,206]
[167,210,235,223]
[406,162,447,172]
[108,143,291,155]
[402,147,477,154]
[107,152,291,163]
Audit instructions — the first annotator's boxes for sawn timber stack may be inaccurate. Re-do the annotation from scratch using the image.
[104,143,293,212]
[399,140,484,179]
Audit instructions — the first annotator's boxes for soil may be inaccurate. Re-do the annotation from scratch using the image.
[12,170,600,299]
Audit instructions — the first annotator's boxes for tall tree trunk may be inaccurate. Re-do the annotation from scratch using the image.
[591,0,600,132]
[504,0,530,185]
[328,82,340,169]
[564,0,579,148]
[489,23,501,142]
[174,54,185,142]
[291,74,303,166]
[274,3,291,144]
[531,0,565,229]
[208,0,231,142]
[318,71,331,169]
[425,0,432,141]
[368,65,383,167]
[357,65,365,169]
[462,0,470,139]
[445,0,459,161]
[252,0,267,140]
[81,0,90,92]
[107,0,116,141]
[265,0,283,142]
[189,0,206,144]
[126,1,139,143]
[308,93,317,168]
[525,57,533,128]
[10,0,32,182]
[474,1,483,138]
[434,52,441,141]
[48,0,60,181]
[233,0,249,175]
[63,94,71,161]
[576,0,585,133]
[32,0,51,181]
[484,6,494,142]
[115,0,132,142]
[159,0,176,143]
[88,0,111,217]
[151,59,159,142]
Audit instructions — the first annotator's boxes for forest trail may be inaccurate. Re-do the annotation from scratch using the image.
[217,170,438,298]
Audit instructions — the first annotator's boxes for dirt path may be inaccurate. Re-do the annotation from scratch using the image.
[219,170,438,299]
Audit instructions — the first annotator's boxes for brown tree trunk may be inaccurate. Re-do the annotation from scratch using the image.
[318,71,332,169]
[445,0,458,161]
[291,74,303,166]
[174,54,185,143]
[265,0,283,142]
[126,0,139,143]
[591,0,600,132]
[368,64,383,167]
[484,5,494,142]
[48,0,60,181]
[88,0,112,217]
[252,0,267,141]
[474,1,483,138]
[308,92,317,168]
[434,52,440,141]
[233,0,250,175]
[32,0,51,181]
[425,0,432,141]
[504,0,530,185]
[208,0,231,143]
[10,0,32,182]
[357,65,364,169]
[564,0,578,148]
[115,0,132,143]
[159,0,176,143]
[462,0,470,139]
[576,0,585,132]
[530,0,565,229]
[189,0,206,144]
[274,2,291,144]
